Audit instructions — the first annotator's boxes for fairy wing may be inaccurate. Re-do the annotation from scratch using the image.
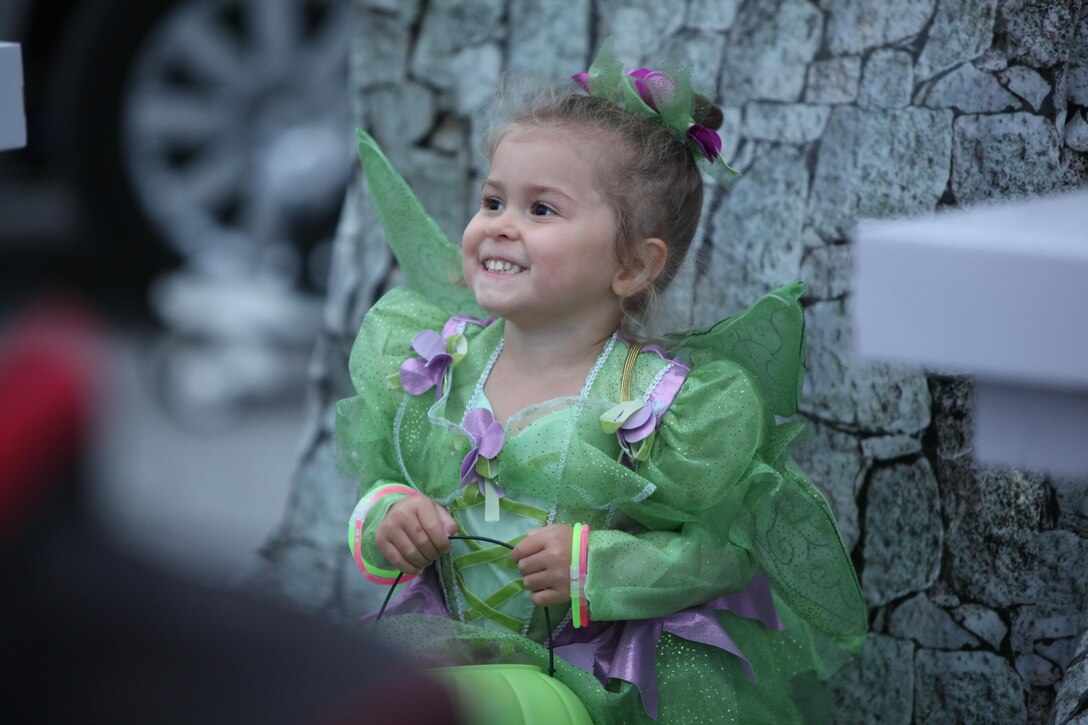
[667,280,806,419]
[668,281,866,646]
[355,128,485,317]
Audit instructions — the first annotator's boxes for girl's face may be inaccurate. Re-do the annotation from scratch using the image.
[461,126,623,329]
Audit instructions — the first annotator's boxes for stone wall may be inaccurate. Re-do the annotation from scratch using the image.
[253,1,1088,722]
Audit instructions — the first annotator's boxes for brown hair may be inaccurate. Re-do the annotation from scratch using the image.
[485,86,721,338]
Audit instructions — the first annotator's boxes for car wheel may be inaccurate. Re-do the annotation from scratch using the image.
[59,0,352,295]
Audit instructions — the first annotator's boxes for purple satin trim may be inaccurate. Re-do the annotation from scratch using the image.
[360,566,450,627]
[554,572,781,720]
[363,559,780,722]
[440,314,494,339]
[647,357,690,417]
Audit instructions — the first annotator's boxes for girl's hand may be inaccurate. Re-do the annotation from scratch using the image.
[511,524,573,606]
[375,495,458,575]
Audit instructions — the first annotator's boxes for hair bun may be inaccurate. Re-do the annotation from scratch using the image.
[691,94,723,130]
[698,104,724,131]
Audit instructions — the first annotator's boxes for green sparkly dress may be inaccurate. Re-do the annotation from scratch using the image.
[336,130,865,724]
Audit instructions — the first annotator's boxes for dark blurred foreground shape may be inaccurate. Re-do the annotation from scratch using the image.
[0,298,460,724]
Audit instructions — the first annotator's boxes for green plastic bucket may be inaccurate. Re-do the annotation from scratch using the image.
[432,664,593,725]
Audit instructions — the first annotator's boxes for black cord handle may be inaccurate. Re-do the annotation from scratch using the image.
[374,534,557,678]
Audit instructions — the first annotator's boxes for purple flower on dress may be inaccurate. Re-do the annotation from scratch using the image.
[400,329,464,398]
[600,399,660,465]
[459,407,506,497]
[687,123,722,162]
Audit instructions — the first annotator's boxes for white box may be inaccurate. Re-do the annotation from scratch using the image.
[1,42,26,151]
[853,189,1088,476]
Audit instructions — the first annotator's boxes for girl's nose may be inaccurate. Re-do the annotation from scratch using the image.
[487,210,520,241]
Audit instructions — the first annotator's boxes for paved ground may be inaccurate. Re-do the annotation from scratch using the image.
[85,329,305,585]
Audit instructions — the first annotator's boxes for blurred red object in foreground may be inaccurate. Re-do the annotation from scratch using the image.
[0,301,462,723]
[0,298,103,541]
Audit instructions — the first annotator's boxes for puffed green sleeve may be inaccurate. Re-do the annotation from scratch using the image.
[336,285,453,579]
[583,359,764,621]
[586,281,865,649]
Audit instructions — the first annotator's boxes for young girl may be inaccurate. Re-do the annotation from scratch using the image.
[338,40,865,723]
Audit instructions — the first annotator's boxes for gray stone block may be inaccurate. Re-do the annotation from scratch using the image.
[362,82,436,147]
[952,112,1062,204]
[1013,606,1087,659]
[508,0,590,81]
[1017,652,1062,687]
[1055,477,1088,538]
[1036,530,1088,624]
[809,106,953,239]
[888,593,980,649]
[659,30,729,92]
[742,101,830,142]
[919,63,1022,113]
[830,634,914,725]
[999,65,1052,111]
[999,0,1083,69]
[860,433,923,460]
[805,57,862,104]
[802,300,931,434]
[685,0,740,31]
[359,0,420,16]
[1067,110,1088,152]
[952,603,1008,650]
[597,0,686,61]
[409,0,504,89]
[914,649,1027,724]
[351,11,410,91]
[1070,9,1088,105]
[1053,630,1088,725]
[824,0,936,56]
[799,243,852,301]
[858,49,913,109]
[450,45,502,116]
[719,0,823,103]
[944,468,1047,609]
[915,0,1000,80]
[695,144,808,322]
[1037,637,1079,670]
[1063,147,1088,190]
[862,459,943,606]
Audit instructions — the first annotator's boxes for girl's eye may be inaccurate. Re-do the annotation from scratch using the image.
[530,202,557,217]
[483,197,505,211]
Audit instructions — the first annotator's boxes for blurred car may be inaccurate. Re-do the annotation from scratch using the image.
[1,0,353,295]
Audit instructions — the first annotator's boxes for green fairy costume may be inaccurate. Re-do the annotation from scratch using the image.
[337,42,865,724]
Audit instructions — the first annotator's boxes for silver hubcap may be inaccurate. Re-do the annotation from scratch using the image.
[122,0,352,288]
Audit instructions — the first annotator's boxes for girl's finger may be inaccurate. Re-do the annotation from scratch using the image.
[376,536,421,575]
[528,588,568,607]
[510,534,546,562]
[414,505,451,555]
[435,502,458,535]
[389,529,429,571]
[516,553,549,578]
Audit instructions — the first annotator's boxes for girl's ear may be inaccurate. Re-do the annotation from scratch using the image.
[612,238,668,299]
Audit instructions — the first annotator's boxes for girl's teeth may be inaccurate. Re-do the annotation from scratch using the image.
[485,260,523,274]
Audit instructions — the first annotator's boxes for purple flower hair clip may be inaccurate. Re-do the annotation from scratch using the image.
[459,407,506,521]
[570,37,741,188]
[397,329,467,398]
